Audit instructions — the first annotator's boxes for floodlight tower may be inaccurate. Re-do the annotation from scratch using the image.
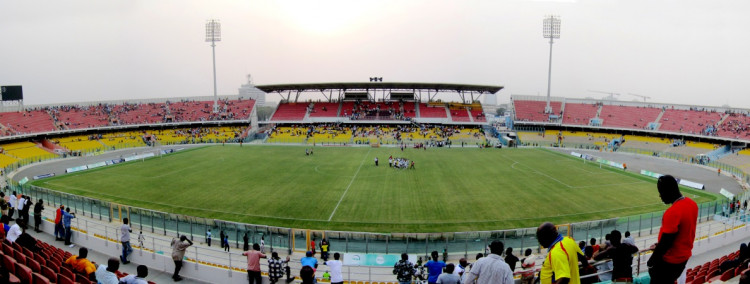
[543,15,561,114]
[206,19,221,113]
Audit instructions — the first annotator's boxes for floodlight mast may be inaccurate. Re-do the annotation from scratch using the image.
[206,19,221,113]
[543,15,561,114]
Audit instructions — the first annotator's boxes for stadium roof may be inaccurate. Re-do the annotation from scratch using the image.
[256,82,503,94]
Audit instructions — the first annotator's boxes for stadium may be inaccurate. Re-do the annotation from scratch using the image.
[2,1,750,284]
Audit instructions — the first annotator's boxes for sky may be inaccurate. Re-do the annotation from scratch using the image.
[1,0,749,108]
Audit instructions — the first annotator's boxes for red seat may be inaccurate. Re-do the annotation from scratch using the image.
[3,254,17,274]
[57,274,75,284]
[13,250,26,265]
[720,269,735,281]
[2,243,14,255]
[33,253,46,267]
[60,266,75,281]
[32,272,50,284]
[707,268,721,279]
[40,266,57,283]
[691,275,705,284]
[76,274,93,284]
[22,247,33,258]
[46,260,60,273]
[11,242,22,251]
[26,258,41,273]
[14,262,33,284]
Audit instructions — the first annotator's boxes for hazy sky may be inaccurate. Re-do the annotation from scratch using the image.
[2,0,749,108]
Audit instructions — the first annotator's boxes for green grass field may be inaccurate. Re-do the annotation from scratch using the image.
[31,146,718,232]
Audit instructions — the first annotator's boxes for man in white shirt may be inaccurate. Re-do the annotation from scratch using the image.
[8,191,17,219]
[324,252,344,284]
[16,195,26,221]
[120,218,133,264]
[464,241,514,284]
[6,222,23,243]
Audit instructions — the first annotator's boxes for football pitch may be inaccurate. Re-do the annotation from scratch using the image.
[31,145,718,232]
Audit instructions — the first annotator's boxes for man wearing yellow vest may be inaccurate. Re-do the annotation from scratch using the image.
[537,222,592,284]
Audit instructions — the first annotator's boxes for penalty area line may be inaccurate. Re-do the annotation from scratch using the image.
[328,148,371,221]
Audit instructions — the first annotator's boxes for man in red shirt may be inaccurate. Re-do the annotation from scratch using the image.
[648,175,698,282]
[54,205,64,241]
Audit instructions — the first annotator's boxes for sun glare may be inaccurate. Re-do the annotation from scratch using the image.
[277,0,369,35]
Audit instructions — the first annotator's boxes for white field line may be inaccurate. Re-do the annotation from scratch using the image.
[328,148,371,221]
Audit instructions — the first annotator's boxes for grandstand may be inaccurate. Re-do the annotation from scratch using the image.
[6,83,750,283]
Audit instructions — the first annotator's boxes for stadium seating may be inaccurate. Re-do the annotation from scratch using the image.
[267,127,308,143]
[402,102,416,118]
[168,100,215,122]
[99,131,147,148]
[221,98,255,120]
[599,105,661,129]
[308,102,340,117]
[53,105,110,129]
[54,136,107,152]
[658,109,723,135]
[562,103,599,125]
[450,107,471,122]
[271,103,309,121]
[0,110,58,135]
[717,113,750,139]
[419,103,447,118]
[513,100,561,122]
[112,103,167,125]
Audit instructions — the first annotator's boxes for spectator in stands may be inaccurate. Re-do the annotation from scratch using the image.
[65,247,96,277]
[16,195,25,221]
[54,204,64,240]
[594,230,638,281]
[537,222,591,284]
[301,251,318,270]
[33,198,44,232]
[268,252,290,284]
[243,243,267,284]
[324,252,343,284]
[520,249,536,284]
[21,195,32,225]
[463,240,513,284]
[300,266,316,284]
[622,231,635,246]
[424,250,446,284]
[62,207,76,246]
[95,258,120,284]
[171,235,193,281]
[311,238,316,256]
[120,265,149,284]
[589,238,600,255]
[720,243,750,273]
[121,217,133,264]
[453,258,467,277]
[6,218,22,243]
[436,263,461,284]
[504,247,519,271]
[223,234,230,252]
[0,192,8,217]
[8,191,17,219]
[320,238,330,261]
[647,175,698,283]
[393,253,415,284]
[243,232,249,251]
